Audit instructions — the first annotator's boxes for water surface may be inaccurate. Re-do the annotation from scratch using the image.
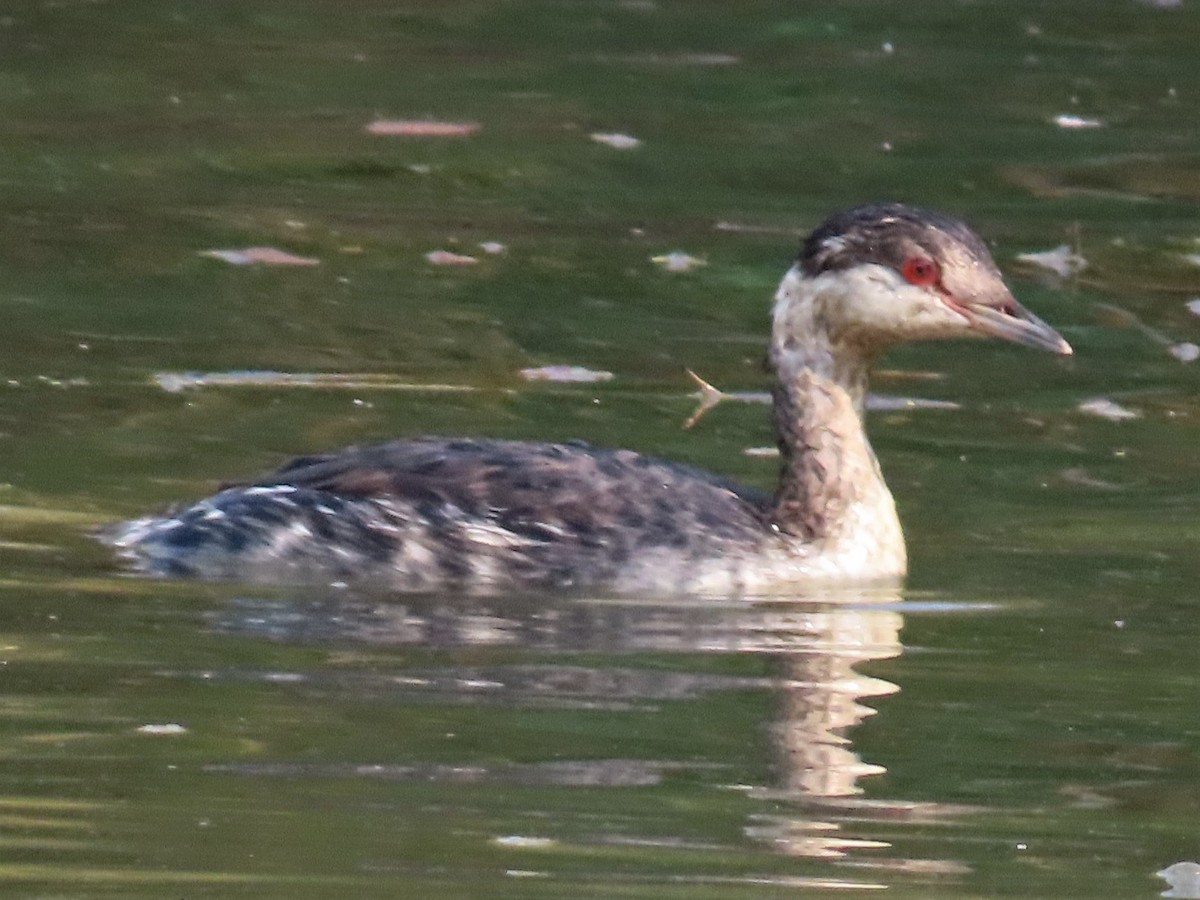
[1,1,1199,897]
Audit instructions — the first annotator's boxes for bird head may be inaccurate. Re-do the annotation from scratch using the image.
[788,203,1072,356]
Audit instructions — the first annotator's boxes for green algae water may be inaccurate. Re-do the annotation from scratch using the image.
[1,1,1200,896]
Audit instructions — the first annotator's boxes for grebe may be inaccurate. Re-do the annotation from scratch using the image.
[108,204,1071,593]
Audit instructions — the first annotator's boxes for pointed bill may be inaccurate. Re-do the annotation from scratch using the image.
[962,298,1072,355]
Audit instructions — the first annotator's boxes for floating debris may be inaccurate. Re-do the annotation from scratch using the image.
[33,375,89,389]
[519,365,614,383]
[1170,342,1200,363]
[713,220,800,236]
[492,835,557,849]
[1058,467,1124,491]
[743,446,778,458]
[137,723,187,736]
[590,52,739,66]
[1051,114,1104,129]
[652,251,706,273]
[1095,302,1196,364]
[1182,253,1200,267]
[867,395,961,412]
[198,247,319,267]
[154,370,478,394]
[1158,861,1200,899]
[590,132,641,149]
[366,119,480,137]
[683,369,956,427]
[1016,244,1087,277]
[479,241,506,255]
[425,250,479,266]
[1077,398,1140,421]
[1187,299,1200,317]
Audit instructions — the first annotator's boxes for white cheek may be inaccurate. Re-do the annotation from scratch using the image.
[834,268,969,337]
[893,289,968,331]
[827,267,907,327]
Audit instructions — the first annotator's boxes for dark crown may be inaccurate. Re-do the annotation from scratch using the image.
[799,202,998,278]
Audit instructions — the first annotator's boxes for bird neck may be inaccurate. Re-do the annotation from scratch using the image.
[766,268,902,562]
[769,266,872,414]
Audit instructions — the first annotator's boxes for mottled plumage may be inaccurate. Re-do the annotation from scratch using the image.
[107,203,1071,594]
[115,438,776,592]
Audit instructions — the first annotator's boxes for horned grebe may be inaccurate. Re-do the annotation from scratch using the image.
[107,204,1071,593]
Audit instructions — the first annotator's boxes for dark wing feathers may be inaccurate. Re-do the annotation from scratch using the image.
[252,437,769,550]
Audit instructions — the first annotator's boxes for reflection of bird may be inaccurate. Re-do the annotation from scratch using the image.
[108,204,1071,593]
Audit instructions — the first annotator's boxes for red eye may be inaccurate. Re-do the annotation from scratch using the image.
[901,256,940,287]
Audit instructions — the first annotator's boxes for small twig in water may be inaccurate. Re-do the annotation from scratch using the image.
[683,369,724,429]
